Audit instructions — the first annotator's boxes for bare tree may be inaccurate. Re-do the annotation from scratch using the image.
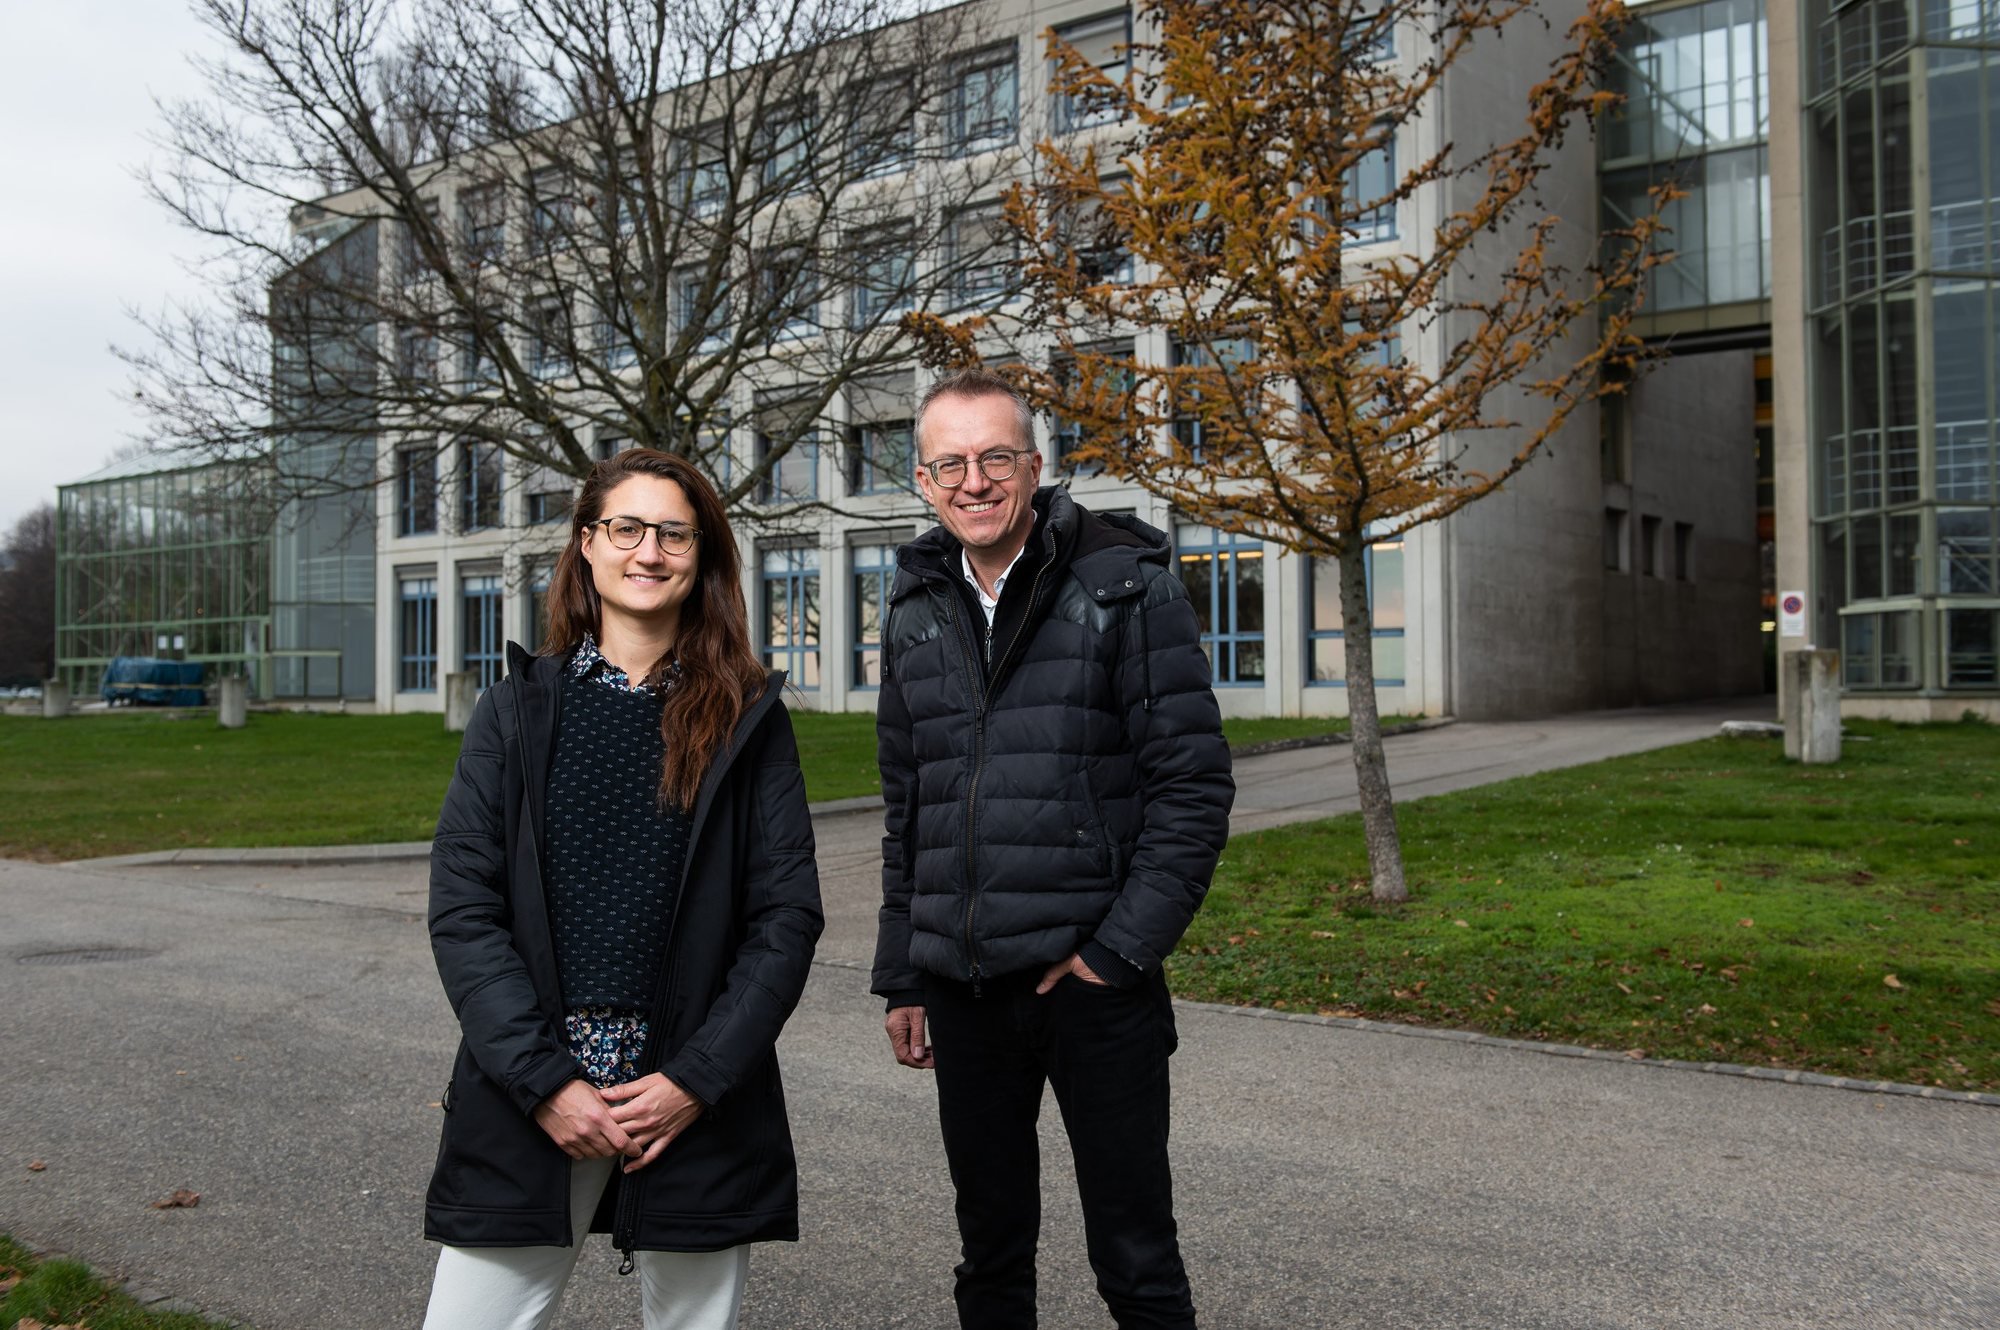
[127,0,1030,517]
[0,505,57,686]
[915,0,1672,901]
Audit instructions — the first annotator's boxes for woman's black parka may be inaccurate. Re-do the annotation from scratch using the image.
[425,644,823,1253]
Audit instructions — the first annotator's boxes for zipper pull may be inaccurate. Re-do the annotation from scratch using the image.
[618,1249,636,1277]
[984,621,993,665]
[971,961,983,999]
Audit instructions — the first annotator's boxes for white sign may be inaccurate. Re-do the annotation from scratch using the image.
[1778,590,1806,638]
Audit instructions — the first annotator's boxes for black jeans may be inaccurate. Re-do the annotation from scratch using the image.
[922,968,1195,1330]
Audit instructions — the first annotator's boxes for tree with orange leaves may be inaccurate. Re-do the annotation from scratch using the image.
[910,0,1673,902]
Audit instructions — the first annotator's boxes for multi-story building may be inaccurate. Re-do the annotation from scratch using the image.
[68,0,1987,721]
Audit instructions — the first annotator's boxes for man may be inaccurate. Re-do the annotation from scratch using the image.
[872,368,1234,1329]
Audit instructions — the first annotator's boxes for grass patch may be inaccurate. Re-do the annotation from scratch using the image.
[1,707,883,862]
[0,1234,232,1329]
[1224,714,1419,749]
[1169,719,2000,1092]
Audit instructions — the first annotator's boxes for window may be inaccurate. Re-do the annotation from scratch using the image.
[853,541,899,686]
[459,183,505,266]
[1170,336,1257,462]
[396,446,438,537]
[951,204,1016,306]
[1052,342,1134,474]
[395,199,441,286]
[1674,522,1696,581]
[526,488,571,524]
[461,571,504,690]
[675,266,731,349]
[849,419,914,494]
[846,73,915,177]
[595,433,629,462]
[1641,514,1663,577]
[1175,522,1265,684]
[1604,508,1629,571]
[761,546,822,687]
[396,323,441,383]
[603,144,641,235]
[1306,542,1406,686]
[1052,10,1131,132]
[757,247,819,339]
[1348,135,1397,244]
[593,284,639,369]
[458,321,499,387]
[1945,608,1998,687]
[527,166,572,252]
[525,560,554,653]
[952,44,1018,153]
[399,574,439,691]
[757,425,820,503]
[461,441,503,532]
[527,294,572,378]
[680,121,730,214]
[1063,177,1135,285]
[850,221,914,327]
[756,99,817,190]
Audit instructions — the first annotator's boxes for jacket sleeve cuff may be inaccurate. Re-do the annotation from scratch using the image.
[512,1051,586,1118]
[882,990,926,1013]
[1080,940,1145,989]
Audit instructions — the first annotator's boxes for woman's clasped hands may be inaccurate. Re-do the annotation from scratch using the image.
[532,1074,704,1173]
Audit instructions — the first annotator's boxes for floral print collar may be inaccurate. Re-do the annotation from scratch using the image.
[569,633,680,695]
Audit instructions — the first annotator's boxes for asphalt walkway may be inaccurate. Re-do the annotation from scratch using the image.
[6,698,1997,1328]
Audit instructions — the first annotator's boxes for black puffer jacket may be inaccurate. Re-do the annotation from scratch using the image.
[427,644,822,1252]
[871,488,1233,1003]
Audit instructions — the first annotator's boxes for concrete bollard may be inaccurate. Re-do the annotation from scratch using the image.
[217,676,248,729]
[1783,649,1842,764]
[444,672,478,733]
[41,680,70,718]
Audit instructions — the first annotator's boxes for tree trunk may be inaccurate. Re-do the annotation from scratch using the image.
[1340,540,1407,902]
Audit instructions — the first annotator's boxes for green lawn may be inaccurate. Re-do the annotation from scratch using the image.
[1224,714,1419,749]
[1169,719,2000,1092]
[0,708,884,862]
[0,1234,228,1330]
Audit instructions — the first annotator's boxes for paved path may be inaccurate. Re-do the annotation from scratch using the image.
[7,698,1999,1328]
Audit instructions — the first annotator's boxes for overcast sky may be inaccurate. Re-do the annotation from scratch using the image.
[0,3,218,536]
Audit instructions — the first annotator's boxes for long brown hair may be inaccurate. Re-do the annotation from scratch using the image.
[542,448,768,809]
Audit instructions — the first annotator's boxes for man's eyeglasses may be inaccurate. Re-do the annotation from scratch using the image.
[920,449,1035,489]
[588,516,700,555]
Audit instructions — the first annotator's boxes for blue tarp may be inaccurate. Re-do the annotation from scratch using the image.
[101,657,207,707]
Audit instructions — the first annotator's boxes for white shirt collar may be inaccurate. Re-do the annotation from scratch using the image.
[960,542,1030,625]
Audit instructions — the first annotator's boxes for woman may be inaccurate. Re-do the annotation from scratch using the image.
[422,448,823,1330]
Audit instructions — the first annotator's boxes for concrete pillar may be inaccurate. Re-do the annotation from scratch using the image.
[444,672,478,733]
[217,676,248,730]
[1783,649,1842,764]
[41,680,69,718]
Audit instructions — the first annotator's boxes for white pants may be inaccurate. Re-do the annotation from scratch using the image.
[422,1156,750,1330]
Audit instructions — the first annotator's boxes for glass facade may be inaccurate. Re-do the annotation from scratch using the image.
[852,542,898,687]
[1175,522,1265,684]
[461,571,504,689]
[1602,0,1772,311]
[54,458,274,697]
[399,575,439,692]
[1306,541,1407,686]
[1807,0,2000,691]
[761,546,822,687]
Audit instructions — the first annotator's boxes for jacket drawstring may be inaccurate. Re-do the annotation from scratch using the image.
[1137,592,1154,712]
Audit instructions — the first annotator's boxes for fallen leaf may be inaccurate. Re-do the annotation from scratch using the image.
[1453,919,1469,928]
[1625,1048,1647,1060]
[0,1275,18,1297]
[1883,974,1904,990]
[1953,838,1969,847]
[1738,918,1755,928]
[151,1188,201,1210]
[1615,981,1633,995]
[1308,930,1337,939]
[27,1159,46,1172]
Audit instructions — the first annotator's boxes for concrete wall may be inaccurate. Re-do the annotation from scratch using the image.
[1602,349,1765,706]
[1435,0,1613,720]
